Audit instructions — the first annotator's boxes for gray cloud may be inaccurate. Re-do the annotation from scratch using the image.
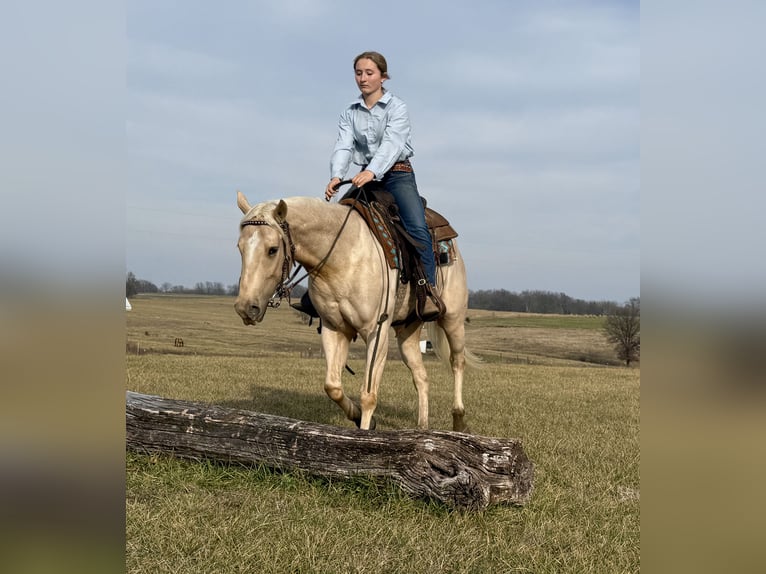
[127,0,639,301]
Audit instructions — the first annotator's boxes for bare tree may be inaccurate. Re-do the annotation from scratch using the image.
[126,271,138,298]
[126,272,159,296]
[604,297,640,366]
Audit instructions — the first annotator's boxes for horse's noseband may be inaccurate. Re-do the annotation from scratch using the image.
[241,218,297,307]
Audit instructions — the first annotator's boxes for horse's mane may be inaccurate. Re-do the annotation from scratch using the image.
[240,196,349,226]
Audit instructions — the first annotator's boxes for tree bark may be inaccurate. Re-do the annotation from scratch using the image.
[126,391,534,510]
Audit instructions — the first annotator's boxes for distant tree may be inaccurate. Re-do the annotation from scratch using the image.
[603,297,640,366]
[126,271,138,298]
[127,271,158,296]
[467,288,620,315]
[136,279,159,293]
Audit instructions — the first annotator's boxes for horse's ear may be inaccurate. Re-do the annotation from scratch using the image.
[274,199,288,223]
[237,190,251,214]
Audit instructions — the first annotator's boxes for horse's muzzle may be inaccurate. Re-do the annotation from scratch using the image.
[234,300,265,325]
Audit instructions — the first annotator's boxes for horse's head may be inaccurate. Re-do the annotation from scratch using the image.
[234,191,291,325]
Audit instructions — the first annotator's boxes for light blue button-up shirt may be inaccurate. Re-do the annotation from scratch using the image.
[330,90,415,180]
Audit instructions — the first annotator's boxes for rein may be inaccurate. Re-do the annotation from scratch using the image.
[275,181,364,303]
[240,181,361,309]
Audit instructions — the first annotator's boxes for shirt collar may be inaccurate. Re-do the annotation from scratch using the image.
[351,89,393,108]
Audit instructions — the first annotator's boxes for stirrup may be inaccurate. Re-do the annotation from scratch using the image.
[416,284,445,322]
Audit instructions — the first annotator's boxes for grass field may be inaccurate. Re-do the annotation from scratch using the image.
[126,294,639,573]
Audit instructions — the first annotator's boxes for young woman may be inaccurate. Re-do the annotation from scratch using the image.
[324,51,442,321]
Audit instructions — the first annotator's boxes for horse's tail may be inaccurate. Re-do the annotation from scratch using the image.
[426,323,483,369]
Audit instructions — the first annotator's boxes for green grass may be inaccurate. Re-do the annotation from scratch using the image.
[126,294,639,573]
[467,310,607,330]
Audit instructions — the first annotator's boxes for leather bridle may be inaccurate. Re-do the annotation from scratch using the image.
[240,218,297,307]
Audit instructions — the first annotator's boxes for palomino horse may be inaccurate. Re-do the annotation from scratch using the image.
[234,192,476,431]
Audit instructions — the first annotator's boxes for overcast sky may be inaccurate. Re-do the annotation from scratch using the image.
[126,0,639,302]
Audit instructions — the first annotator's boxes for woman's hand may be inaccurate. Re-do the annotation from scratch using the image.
[324,178,341,201]
[351,170,375,189]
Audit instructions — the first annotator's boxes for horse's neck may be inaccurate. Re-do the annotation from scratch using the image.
[286,198,357,272]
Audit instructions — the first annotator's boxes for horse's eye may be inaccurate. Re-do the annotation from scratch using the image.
[268,246,279,256]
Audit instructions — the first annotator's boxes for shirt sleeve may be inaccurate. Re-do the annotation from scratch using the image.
[366,98,410,179]
[329,109,354,180]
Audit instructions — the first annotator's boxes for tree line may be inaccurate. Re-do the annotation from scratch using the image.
[127,273,624,315]
[126,272,237,297]
[126,272,639,366]
[468,289,618,315]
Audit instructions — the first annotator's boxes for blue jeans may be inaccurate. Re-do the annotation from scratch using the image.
[381,170,436,286]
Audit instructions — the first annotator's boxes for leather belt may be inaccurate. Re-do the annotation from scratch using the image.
[389,159,413,173]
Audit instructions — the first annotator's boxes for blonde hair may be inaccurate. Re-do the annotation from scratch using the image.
[353,51,389,79]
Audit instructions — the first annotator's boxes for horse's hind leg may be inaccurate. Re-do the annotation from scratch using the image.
[438,316,469,433]
[395,322,430,429]
[321,326,361,425]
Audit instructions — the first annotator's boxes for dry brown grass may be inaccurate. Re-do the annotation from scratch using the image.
[126,294,639,573]
[126,294,619,366]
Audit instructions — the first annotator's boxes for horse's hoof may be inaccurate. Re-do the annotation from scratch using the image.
[452,413,470,433]
[452,422,471,434]
[352,416,377,430]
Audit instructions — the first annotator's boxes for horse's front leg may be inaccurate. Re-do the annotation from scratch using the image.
[320,326,361,425]
[359,324,392,430]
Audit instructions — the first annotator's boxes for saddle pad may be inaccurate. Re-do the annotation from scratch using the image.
[341,195,459,270]
[340,198,400,269]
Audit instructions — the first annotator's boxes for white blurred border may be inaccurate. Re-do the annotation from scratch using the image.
[0,1,125,571]
[643,1,766,571]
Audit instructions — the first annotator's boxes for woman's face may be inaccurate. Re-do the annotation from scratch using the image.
[355,58,385,97]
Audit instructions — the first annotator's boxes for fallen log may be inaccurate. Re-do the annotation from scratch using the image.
[126,391,534,510]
